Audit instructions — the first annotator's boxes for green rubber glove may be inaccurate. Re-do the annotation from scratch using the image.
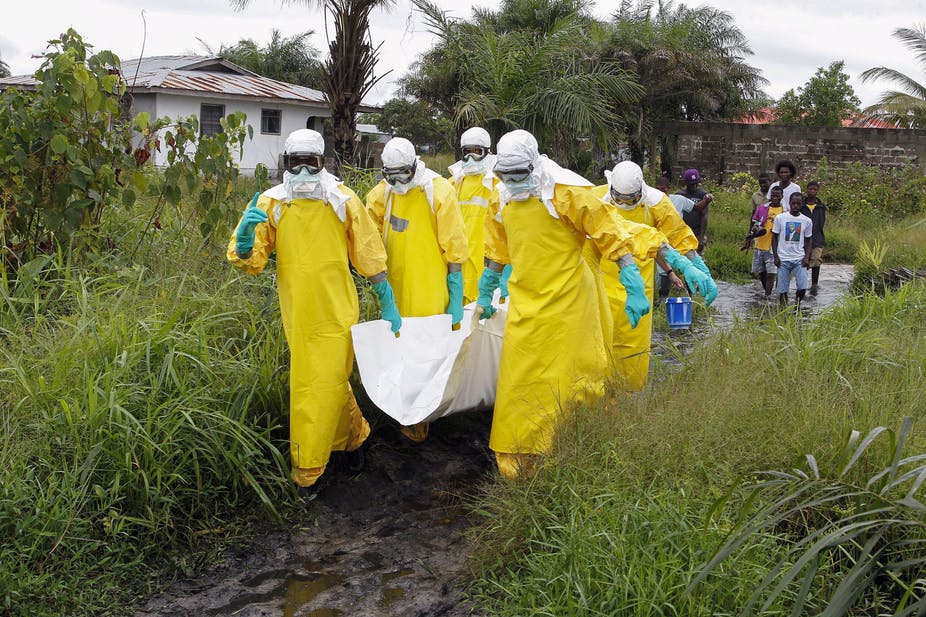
[372,280,402,333]
[688,254,711,277]
[477,268,501,320]
[236,192,268,255]
[499,264,513,303]
[664,248,716,306]
[447,270,464,326]
[688,255,718,305]
[618,262,650,328]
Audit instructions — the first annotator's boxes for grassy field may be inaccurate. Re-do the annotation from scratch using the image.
[469,278,926,615]
[2,162,926,615]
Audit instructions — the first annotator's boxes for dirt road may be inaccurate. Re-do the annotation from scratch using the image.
[135,411,495,617]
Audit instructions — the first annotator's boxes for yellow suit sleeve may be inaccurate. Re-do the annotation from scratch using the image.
[623,217,669,261]
[651,195,699,254]
[589,184,671,260]
[552,185,634,262]
[226,194,276,275]
[432,177,469,265]
[484,192,510,265]
[343,184,388,278]
[364,180,388,236]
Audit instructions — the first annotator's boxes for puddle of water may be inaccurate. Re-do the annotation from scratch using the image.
[379,587,406,610]
[283,574,343,617]
[653,264,854,361]
[205,572,343,617]
[698,263,854,331]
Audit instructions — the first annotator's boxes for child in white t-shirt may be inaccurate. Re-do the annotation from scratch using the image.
[772,192,813,307]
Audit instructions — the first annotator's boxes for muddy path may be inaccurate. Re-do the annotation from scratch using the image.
[135,265,854,617]
[134,411,495,617]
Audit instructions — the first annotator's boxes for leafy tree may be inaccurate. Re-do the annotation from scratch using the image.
[860,24,926,128]
[604,0,767,167]
[360,97,453,151]
[231,0,395,169]
[776,61,860,126]
[405,0,641,164]
[0,29,254,268]
[203,29,323,88]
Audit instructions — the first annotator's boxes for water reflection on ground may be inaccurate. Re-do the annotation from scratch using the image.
[654,264,855,359]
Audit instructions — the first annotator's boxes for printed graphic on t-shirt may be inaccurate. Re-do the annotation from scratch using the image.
[785,221,802,242]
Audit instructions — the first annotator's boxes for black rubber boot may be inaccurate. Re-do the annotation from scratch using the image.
[796,289,806,308]
[342,444,366,475]
[779,293,788,307]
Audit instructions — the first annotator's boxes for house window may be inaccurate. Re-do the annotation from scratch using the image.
[200,103,225,136]
[261,109,282,135]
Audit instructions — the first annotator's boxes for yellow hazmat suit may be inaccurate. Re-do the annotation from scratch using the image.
[590,184,700,390]
[366,179,468,317]
[227,184,386,487]
[485,185,639,476]
[451,173,499,304]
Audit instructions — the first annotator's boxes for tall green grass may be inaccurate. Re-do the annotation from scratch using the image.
[0,190,296,614]
[469,281,926,615]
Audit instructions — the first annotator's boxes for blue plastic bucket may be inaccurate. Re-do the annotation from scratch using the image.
[665,296,692,329]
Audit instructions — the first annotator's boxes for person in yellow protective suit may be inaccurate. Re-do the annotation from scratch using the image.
[475,129,651,479]
[448,127,501,304]
[227,129,402,493]
[594,161,719,391]
[366,137,469,443]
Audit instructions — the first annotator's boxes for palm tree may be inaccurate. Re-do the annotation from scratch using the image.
[231,0,394,168]
[0,56,10,78]
[202,30,324,88]
[860,24,926,129]
[408,0,642,164]
[604,0,766,168]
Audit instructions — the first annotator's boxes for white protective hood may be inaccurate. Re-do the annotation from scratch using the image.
[603,161,663,209]
[494,129,592,218]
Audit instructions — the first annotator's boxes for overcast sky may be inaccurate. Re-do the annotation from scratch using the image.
[2,0,925,108]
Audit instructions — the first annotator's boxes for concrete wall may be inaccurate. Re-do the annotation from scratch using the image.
[656,121,926,184]
[145,93,329,175]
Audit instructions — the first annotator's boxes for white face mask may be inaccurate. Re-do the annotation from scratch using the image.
[504,177,538,201]
[389,180,415,195]
[285,168,324,200]
[461,158,486,175]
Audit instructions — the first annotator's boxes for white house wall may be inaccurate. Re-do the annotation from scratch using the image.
[147,93,329,175]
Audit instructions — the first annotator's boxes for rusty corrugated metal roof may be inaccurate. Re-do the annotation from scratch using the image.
[122,56,328,104]
[0,56,335,106]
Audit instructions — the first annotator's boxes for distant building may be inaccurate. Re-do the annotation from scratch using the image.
[735,106,898,129]
[355,123,392,168]
[0,55,380,175]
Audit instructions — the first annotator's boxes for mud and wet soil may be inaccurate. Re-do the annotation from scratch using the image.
[655,264,855,356]
[134,412,494,617]
[135,265,854,617]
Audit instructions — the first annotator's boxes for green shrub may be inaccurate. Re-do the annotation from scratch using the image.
[809,158,926,217]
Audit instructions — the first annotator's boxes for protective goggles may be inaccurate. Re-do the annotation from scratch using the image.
[382,164,415,186]
[283,153,324,175]
[495,164,533,185]
[610,188,641,206]
[461,145,489,162]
